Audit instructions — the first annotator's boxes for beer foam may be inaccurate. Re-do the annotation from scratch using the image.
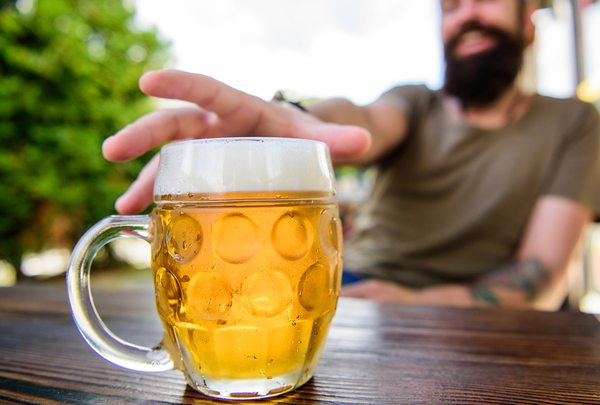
[154,138,336,199]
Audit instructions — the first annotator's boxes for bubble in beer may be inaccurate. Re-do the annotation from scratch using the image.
[272,211,312,261]
[188,271,233,320]
[298,264,330,310]
[155,267,182,315]
[166,214,203,263]
[318,210,341,256]
[242,269,293,318]
[212,214,260,264]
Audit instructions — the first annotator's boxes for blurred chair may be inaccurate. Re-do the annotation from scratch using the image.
[567,223,600,313]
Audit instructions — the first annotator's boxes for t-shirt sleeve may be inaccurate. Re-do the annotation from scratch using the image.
[542,102,600,214]
[377,84,433,119]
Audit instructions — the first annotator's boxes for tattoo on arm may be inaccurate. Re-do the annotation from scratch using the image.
[469,259,551,306]
[470,286,500,306]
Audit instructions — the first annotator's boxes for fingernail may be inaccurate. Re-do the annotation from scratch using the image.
[115,194,130,213]
[101,136,114,154]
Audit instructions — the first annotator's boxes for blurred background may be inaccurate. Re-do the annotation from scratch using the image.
[1,0,599,306]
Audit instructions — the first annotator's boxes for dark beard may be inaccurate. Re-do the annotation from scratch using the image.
[444,22,525,109]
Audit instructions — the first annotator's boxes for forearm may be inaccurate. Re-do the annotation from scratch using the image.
[397,260,548,309]
[341,259,553,309]
[307,98,368,127]
[468,259,552,309]
[306,98,408,166]
[462,197,592,309]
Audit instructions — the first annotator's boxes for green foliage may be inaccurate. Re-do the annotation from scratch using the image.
[0,0,170,268]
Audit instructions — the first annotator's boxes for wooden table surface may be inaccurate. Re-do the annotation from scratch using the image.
[1,282,600,404]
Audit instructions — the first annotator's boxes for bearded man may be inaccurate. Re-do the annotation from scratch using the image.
[103,0,600,309]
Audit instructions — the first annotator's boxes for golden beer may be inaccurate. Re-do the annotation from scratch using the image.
[67,138,340,400]
[152,192,342,397]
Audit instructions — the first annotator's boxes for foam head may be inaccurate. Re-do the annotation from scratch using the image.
[154,138,336,201]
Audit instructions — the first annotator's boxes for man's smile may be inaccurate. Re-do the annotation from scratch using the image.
[453,29,498,57]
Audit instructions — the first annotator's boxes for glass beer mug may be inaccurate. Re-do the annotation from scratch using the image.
[66,137,343,400]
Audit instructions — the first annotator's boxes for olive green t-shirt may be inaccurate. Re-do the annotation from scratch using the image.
[344,85,600,288]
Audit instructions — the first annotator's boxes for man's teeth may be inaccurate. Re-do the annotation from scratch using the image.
[460,31,484,44]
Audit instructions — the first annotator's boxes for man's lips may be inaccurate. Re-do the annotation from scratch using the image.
[452,30,497,57]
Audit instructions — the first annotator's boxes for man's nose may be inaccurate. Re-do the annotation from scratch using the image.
[455,0,480,26]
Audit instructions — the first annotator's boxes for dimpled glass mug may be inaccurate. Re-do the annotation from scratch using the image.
[66,137,343,400]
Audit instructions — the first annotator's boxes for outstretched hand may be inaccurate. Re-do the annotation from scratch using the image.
[102,70,372,214]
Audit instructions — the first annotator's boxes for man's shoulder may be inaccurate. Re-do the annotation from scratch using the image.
[533,94,598,115]
[530,95,600,135]
[379,84,441,115]
[383,83,438,98]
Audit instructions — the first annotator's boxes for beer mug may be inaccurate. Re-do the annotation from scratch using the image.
[66,137,343,400]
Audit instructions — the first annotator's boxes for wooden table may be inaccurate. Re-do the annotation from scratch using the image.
[1,282,600,404]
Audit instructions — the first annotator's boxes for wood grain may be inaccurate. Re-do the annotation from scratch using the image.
[1,283,599,404]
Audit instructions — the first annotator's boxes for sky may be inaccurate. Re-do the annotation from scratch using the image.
[130,0,444,105]
[128,0,599,106]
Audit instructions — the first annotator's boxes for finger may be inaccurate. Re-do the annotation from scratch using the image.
[139,70,263,120]
[103,107,216,162]
[310,124,372,160]
[114,154,160,214]
[258,104,372,160]
[139,70,372,160]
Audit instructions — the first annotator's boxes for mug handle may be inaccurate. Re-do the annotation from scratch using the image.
[66,215,174,372]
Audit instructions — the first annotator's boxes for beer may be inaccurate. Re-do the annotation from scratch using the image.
[152,193,342,397]
[67,138,341,400]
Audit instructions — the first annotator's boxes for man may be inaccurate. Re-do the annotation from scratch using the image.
[102,0,600,309]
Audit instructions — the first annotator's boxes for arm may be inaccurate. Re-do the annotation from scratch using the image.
[306,98,409,166]
[342,195,594,309]
[467,195,592,310]
[512,195,593,308]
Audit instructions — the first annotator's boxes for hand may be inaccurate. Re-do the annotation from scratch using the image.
[340,279,416,304]
[102,69,372,214]
[340,279,475,307]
